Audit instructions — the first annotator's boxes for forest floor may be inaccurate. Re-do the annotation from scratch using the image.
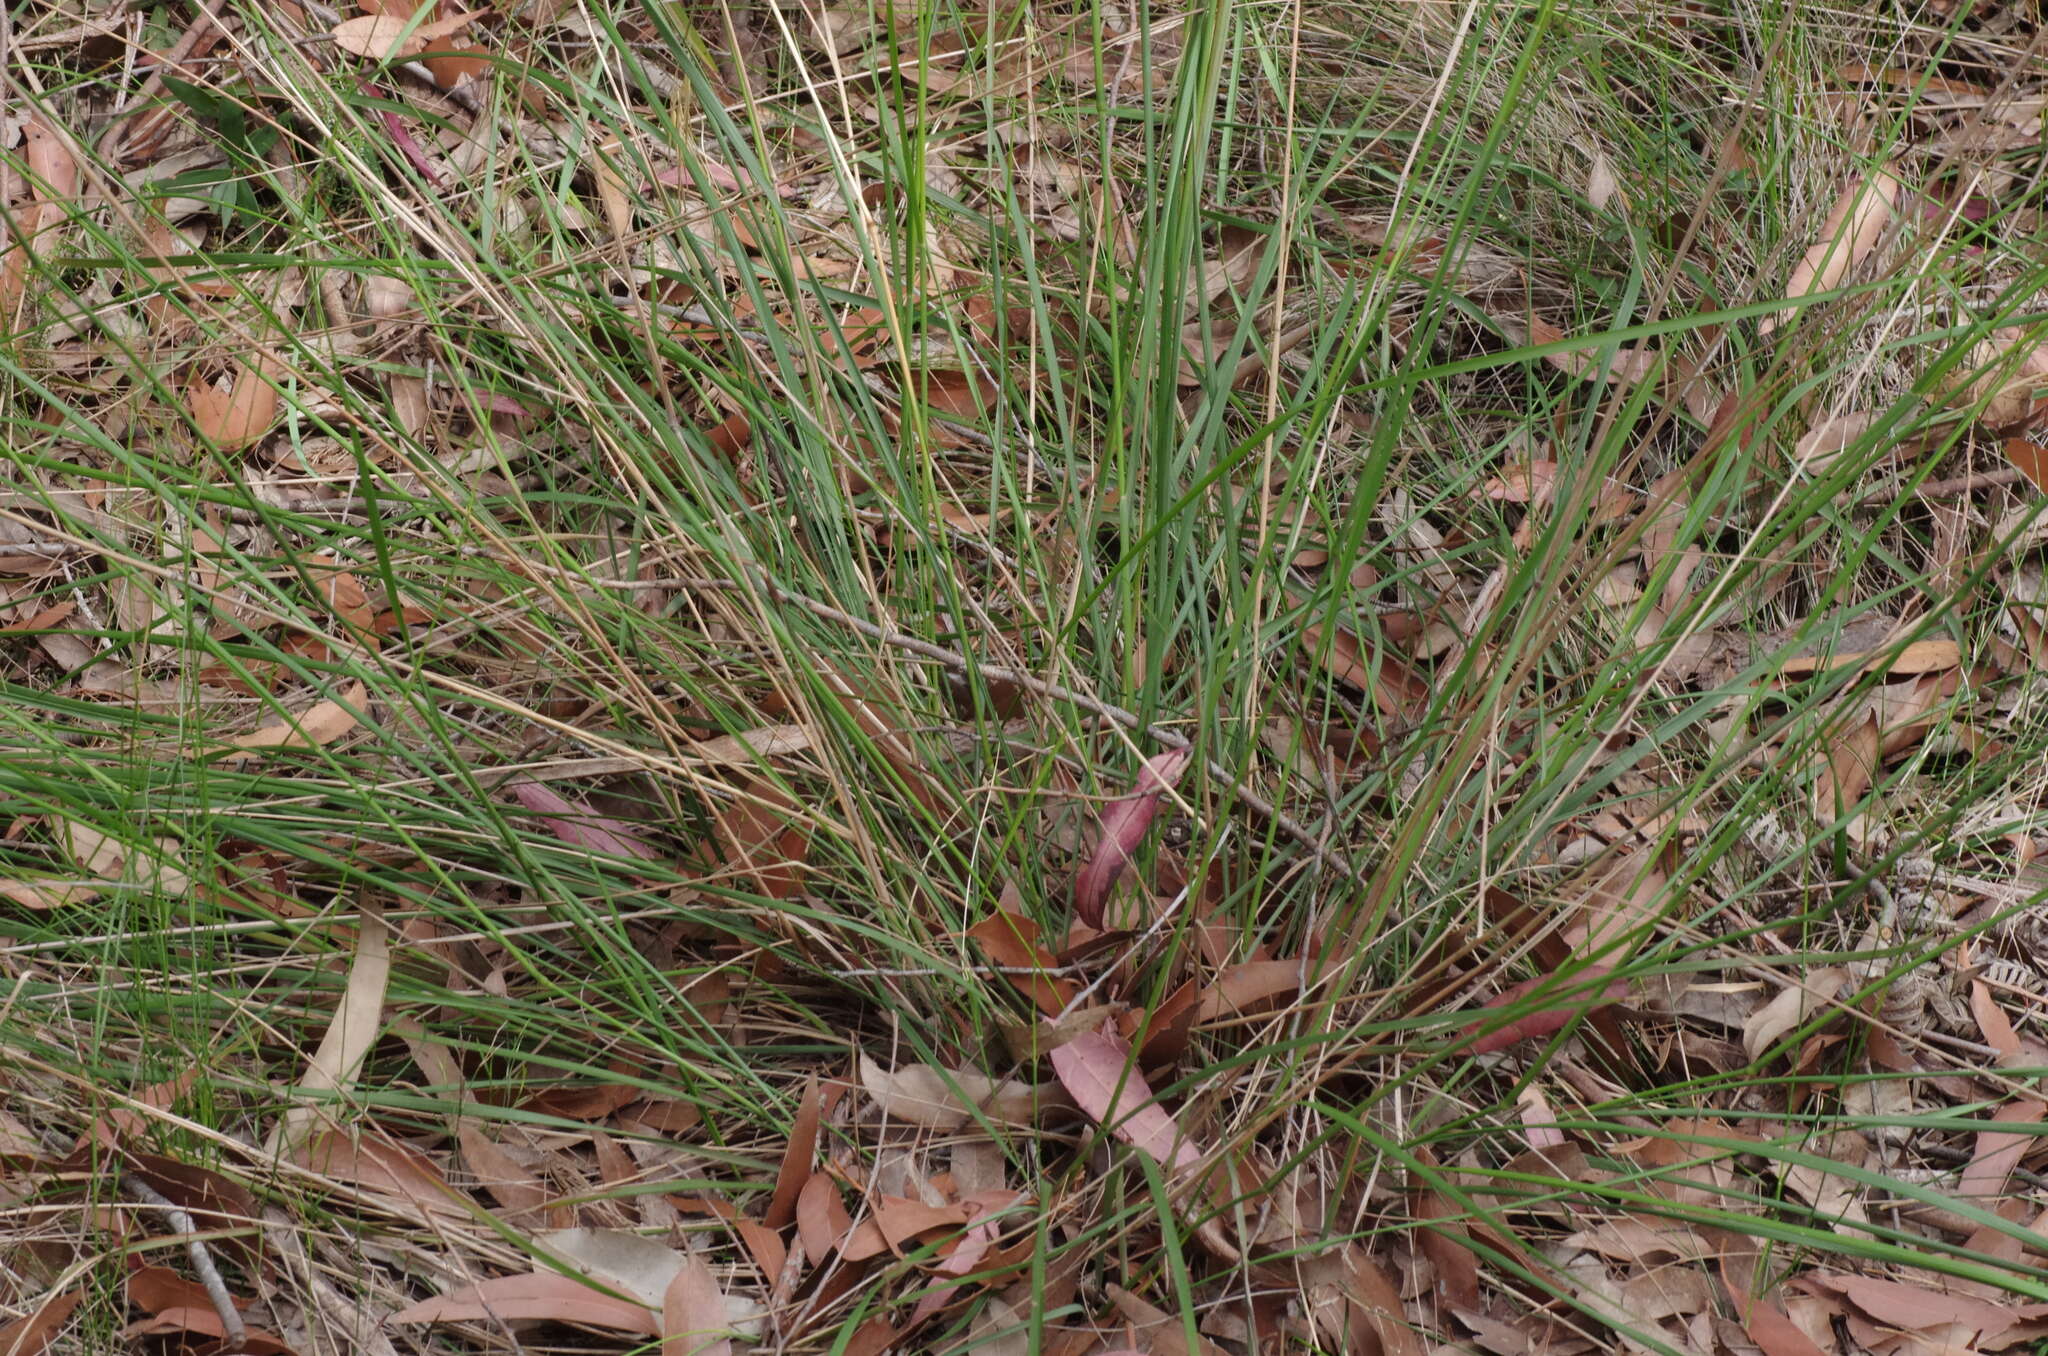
[4,0,2048,1353]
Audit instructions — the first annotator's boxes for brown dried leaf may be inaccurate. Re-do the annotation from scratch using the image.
[0,1292,80,1356]
[692,724,813,764]
[509,781,661,863]
[1195,959,1302,1022]
[2005,437,2048,493]
[1463,969,1627,1053]
[188,353,281,451]
[1779,638,1959,678]
[796,1170,852,1262]
[0,119,77,323]
[1947,329,2048,432]
[458,1123,548,1213]
[1762,164,1903,334]
[224,680,365,760]
[713,780,809,900]
[966,910,1077,1017]
[765,1076,820,1230]
[1793,410,1885,476]
[1798,1271,2048,1338]
[330,14,426,59]
[1743,968,1849,1062]
[1344,1248,1426,1356]
[662,1255,733,1356]
[391,1273,659,1334]
[1517,314,1661,385]
[535,1228,689,1309]
[1961,1099,2048,1205]
[270,898,389,1152]
[292,1127,464,1221]
[1300,618,1430,720]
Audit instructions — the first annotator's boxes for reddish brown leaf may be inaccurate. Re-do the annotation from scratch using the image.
[127,1264,250,1318]
[1073,748,1193,928]
[2005,437,2048,493]
[1348,1248,1426,1356]
[1462,968,1627,1053]
[765,1076,820,1230]
[1718,1249,1830,1356]
[662,1254,733,1356]
[1300,619,1430,720]
[188,352,282,451]
[713,780,810,900]
[965,911,1077,1017]
[1411,1175,1481,1311]
[457,1123,548,1213]
[391,1272,659,1334]
[1196,960,1302,1022]
[0,1292,80,1356]
[222,680,365,759]
[736,1220,787,1282]
[291,1128,463,1220]
[120,1308,296,1353]
[796,1171,852,1263]
[1798,1270,2048,1336]
[520,1081,641,1121]
[1961,1098,2048,1204]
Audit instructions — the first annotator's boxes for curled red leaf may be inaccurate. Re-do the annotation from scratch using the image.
[1072,748,1192,928]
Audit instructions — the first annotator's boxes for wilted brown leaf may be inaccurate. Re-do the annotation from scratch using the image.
[1463,969,1628,1053]
[765,1076,821,1230]
[1743,967,1849,1062]
[663,1255,733,1356]
[188,352,282,451]
[1050,1029,1202,1174]
[0,118,78,325]
[0,1291,81,1356]
[966,910,1077,1017]
[713,780,809,900]
[1944,328,2048,431]
[1515,314,1662,385]
[391,1272,660,1334]
[1300,617,1430,720]
[509,780,661,863]
[223,681,365,760]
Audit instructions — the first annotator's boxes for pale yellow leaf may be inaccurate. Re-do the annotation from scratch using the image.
[1762,164,1903,334]
[330,14,425,59]
[225,680,365,759]
[270,899,391,1152]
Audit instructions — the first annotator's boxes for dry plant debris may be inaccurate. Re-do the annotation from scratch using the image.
[6,0,2048,1354]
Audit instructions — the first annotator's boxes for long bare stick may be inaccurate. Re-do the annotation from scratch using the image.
[125,1175,247,1353]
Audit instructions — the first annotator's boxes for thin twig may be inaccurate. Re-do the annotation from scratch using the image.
[1855,465,2028,505]
[125,1175,247,1353]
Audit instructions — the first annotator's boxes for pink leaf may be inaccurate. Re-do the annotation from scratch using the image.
[1463,968,1627,1054]
[1073,748,1193,928]
[1049,1029,1203,1174]
[510,781,661,862]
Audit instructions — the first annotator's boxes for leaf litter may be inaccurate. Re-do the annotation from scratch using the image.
[6,1,2048,1353]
